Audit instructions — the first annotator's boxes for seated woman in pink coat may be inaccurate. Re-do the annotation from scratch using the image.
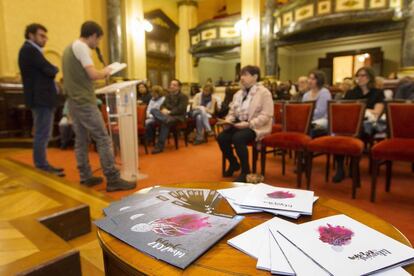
[217,65,274,182]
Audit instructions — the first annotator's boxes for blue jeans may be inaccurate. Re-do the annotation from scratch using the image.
[150,109,178,149]
[192,109,211,140]
[31,107,55,169]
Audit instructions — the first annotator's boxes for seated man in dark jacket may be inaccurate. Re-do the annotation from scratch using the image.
[149,79,189,154]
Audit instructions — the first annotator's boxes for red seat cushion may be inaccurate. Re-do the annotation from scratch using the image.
[262,132,311,150]
[272,124,282,133]
[307,136,364,156]
[371,138,414,162]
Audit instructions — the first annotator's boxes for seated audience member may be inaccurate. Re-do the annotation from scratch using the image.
[302,70,331,137]
[376,76,393,100]
[145,85,165,143]
[291,76,308,102]
[148,79,189,154]
[190,84,200,98]
[217,65,273,182]
[191,84,217,145]
[395,77,414,100]
[137,82,152,105]
[216,76,226,86]
[216,85,236,118]
[333,67,385,183]
[336,77,354,100]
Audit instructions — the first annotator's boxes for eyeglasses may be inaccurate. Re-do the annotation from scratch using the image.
[356,74,367,78]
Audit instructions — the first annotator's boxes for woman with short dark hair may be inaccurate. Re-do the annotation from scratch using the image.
[217,65,274,182]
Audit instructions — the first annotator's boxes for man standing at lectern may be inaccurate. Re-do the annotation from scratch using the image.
[18,23,65,177]
[62,21,135,192]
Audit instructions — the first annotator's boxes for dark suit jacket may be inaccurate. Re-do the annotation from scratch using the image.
[161,91,189,122]
[18,41,59,108]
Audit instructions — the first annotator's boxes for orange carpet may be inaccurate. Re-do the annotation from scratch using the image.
[10,139,414,244]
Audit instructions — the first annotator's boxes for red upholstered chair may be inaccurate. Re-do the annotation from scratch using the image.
[371,100,414,202]
[261,101,315,187]
[272,102,283,133]
[137,105,148,154]
[306,100,366,198]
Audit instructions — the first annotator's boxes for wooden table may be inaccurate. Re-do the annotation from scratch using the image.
[97,182,414,275]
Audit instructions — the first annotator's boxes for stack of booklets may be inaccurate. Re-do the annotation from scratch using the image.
[228,214,414,275]
[218,183,317,219]
[95,187,243,269]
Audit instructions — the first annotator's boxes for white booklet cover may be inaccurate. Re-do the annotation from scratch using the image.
[107,62,127,75]
[241,183,314,215]
[277,214,414,276]
[227,217,281,259]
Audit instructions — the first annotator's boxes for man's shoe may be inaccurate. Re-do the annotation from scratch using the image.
[223,162,241,177]
[49,165,64,172]
[41,168,65,177]
[234,173,247,183]
[107,178,136,192]
[151,147,163,154]
[80,176,103,187]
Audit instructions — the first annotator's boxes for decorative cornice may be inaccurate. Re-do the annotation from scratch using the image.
[177,0,198,8]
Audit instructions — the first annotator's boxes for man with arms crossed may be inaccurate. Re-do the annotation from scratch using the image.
[62,21,135,191]
[18,23,65,177]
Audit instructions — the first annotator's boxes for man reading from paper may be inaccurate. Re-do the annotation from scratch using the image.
[62,21,135,192]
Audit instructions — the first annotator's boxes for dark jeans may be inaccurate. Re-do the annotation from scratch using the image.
[149,109,179,149]
[217,127,256,174]
[31,107,55,169]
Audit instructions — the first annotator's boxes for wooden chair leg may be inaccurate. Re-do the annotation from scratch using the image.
[371,159,379,202]
[282,150,286,176]
[252,146,258,173]
[306,152,313,190]
[222,153,226,177]
[412,162,414,172]
[261,146,266,176]
[184,128,189,147]
[296,151,303,188]
[325,154,330,183]
[143,137,148,154]
[385,160,392,192]
[351,157,359,199]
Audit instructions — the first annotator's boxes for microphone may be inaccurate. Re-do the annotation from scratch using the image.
[95,47,105,66]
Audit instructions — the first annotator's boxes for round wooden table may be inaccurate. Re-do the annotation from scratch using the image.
[97,182,414,275]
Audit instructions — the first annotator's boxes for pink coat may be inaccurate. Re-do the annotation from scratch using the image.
[226,84,274,141]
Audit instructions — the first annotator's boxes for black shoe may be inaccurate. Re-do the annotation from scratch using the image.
[49,165,64,172]
[223,162,241,177]
[106,178,136,192]
[80,176,103,187]
[332,170,345,183]
[234,173,247,183]
[41,168,65,177]
[151,147,163,154]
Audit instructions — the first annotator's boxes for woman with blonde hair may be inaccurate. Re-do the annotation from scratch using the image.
[191,84,216,144]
